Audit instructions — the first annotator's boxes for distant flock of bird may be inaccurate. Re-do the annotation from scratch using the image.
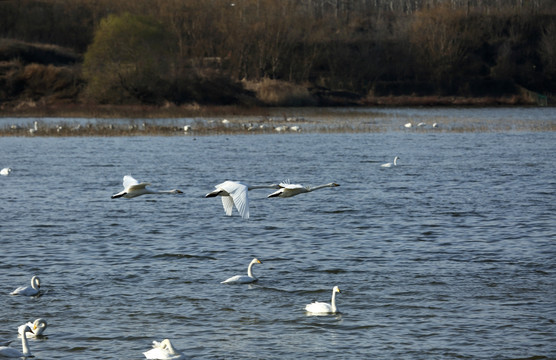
[1,156,402,359]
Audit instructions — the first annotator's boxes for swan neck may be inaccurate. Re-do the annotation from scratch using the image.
[165,340,177,354]
[330,289,337,313]
[21,331,31,356]
[247,261,255,278]
[151,190,174,194]
[309,183,332,191]
[394,157,398,166]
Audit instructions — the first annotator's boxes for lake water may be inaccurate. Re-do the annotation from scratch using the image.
[0,108,555,359]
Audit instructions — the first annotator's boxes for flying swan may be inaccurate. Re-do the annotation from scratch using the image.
[19,319,47,337]
[10,276,40,296]
[0,325,33,358]
[0,168,12,176]
[112,175,183,199]
[205,181,279,219]
[221,258,262,284]
[267,180,339,198]
[305,286,341,314]
[380,156,399,168]
[143,339,185,360]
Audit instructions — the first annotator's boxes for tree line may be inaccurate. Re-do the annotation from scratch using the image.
[0,0,555,106]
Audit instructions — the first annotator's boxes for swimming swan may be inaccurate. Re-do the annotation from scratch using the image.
[305,286,341,314]
[19,319,47,337]
[0,168,12,176]
[0,325,32,358]
[143,339,185,360]
[380,156,399,168]
[206,181,279,219]
[221,258,262,284]
[112,175,183,199]
[10,276,40,296]
[267,180,339,198]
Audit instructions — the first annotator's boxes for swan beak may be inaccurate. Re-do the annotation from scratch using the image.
[256,259,262,264]
[176,190,183,194]
[333,183,340,187]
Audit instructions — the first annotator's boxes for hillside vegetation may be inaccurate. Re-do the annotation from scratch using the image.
[1,0,555,111]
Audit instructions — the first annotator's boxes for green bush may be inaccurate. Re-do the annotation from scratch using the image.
[82,13,177,105]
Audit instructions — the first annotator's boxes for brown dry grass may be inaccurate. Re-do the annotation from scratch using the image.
[243,78,317,106]
[363,94,537,106]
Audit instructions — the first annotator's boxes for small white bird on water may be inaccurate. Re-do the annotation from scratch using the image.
[305,286,341,315]
[381,156,399,168]
[10,276,41,296]
[112,175,183,199]
[19,319,47,337]
[0,325,33,358]
[0,167,12,176]
[267,180,339,198]
[143,339,185,360]
[205,181,279,219]
[221,258,262,284]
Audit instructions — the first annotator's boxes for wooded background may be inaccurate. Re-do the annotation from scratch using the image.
[1,0,554,106]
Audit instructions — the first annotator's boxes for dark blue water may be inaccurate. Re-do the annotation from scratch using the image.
[1,111,555,359]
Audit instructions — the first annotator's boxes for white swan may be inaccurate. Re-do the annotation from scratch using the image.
[206,181,279,219]
[305,286,341,314]
[404,122,412,128]
[10,276,40,296]
[0,168,12,176]
[19,319,47,337]
[381,156,399,168]
[0,325,32,358]
[221,258,262,284]
[112,175,183,199]
[143,339,185,360]
[267,180,339,198]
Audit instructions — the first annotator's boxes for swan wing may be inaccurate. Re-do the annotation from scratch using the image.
[122,175,139,188]
[11,286,38,296]
[284,184,305,190]
[218,182,249,219]
[221,275,255,284]
[269,181,306,197]
[143,347,171,359]
[279,180,304,189]
[221,196,234,216]
[305,301,332,313]
[10,286,26,295]
[215,180,240,190]
[128,182,151,191]
[267,188,284,198]
[228,187,249,219]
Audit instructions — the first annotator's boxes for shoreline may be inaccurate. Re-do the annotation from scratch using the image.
[0,94,548,120]
[1,102,554,136]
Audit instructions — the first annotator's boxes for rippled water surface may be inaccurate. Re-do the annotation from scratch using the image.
[1,108,555,359]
